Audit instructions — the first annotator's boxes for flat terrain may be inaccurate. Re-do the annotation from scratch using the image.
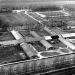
[0,2,75,74]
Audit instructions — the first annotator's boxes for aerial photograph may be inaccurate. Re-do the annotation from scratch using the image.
[0,0,75,75]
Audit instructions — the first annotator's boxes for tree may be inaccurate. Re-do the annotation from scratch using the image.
[0,19,9,32]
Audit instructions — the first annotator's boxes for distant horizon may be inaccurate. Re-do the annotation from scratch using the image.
[0,0,75,7]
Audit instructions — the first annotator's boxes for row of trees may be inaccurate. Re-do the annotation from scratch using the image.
[31,5,62,12]
[42,19,68,29]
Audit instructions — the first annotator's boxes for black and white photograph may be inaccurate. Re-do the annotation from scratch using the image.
[0,0,75,75]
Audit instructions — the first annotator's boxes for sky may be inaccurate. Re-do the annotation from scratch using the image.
[0,0,75,7]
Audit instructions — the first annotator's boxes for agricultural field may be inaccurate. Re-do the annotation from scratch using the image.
[0,1,75,74]
[39,11,66,17]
